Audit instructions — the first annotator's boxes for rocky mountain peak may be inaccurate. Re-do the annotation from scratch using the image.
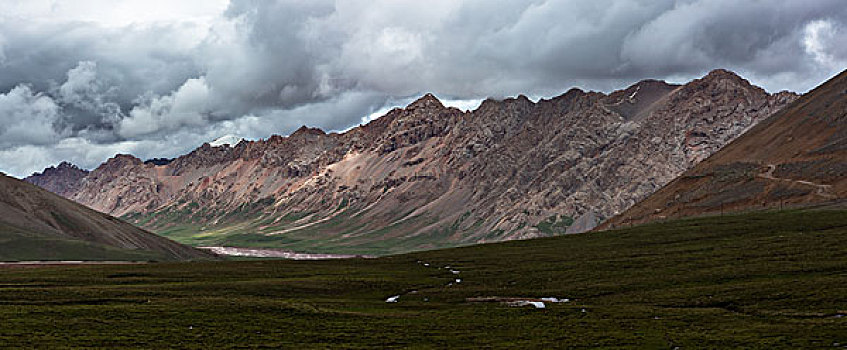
[478,93,539,112]
[291,125,327,138]
[56,161,82,171]
[112,154,143,163]
[698,68,755,89]
[168,142,238,176]
[103,154,140,168]
[407,93,445,111]
[24,161,89,197]
[664,68,772,116]
[704,68,740,79]
[548,88,588,104]
[93,154,144,173]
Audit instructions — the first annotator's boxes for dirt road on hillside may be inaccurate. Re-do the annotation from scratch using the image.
[758,164,836,199]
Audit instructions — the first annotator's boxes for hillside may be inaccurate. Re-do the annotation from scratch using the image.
[27,70,797,255]
[1,208,845,347]
[0,173,213,261]
[601,69,847,229]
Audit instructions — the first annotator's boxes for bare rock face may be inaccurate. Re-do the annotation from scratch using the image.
[69,154,169,215]
[601,68,847,229]
[25,162,89,197]
[32,70,798,253]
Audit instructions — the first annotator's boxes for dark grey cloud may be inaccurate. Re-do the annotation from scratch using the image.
[0,0,846,177]
[0,20,198,103]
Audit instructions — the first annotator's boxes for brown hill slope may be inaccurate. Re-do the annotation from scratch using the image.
[601,69,847,229]
[0,173,213,261]
[26,70,797,254]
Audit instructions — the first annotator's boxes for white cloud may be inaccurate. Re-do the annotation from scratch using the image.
[1,0,847,177]
[0,33,6,65]
[0,85,65,148]
[803,19,845,70]
[58,62,101,104]
[55,61,123,123]
[442,98,484,112]
[617,0,847,92]
[0,136,181,177]
[0,0,229,29]
[119,77,210,138]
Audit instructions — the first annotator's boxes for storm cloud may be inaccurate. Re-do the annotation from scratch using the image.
[0,0,845,177]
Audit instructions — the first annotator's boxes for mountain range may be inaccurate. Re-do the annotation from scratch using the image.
[25,69,798,255]
[602,68,847,228]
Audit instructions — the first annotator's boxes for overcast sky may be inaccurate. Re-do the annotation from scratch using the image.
[0,0,845,177]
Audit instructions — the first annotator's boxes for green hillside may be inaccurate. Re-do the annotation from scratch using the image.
[133,204,478,256]
[2,208,846,348]
[0,223,176,262]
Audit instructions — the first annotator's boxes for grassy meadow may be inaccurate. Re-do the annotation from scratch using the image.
[1,209,846,348]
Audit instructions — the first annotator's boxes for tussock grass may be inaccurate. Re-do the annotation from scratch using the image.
[2,209,846,348]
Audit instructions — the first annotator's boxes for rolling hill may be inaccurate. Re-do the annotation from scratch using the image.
[0,173,213,261]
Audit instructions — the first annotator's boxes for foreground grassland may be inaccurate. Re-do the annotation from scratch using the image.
[2,209,846,348]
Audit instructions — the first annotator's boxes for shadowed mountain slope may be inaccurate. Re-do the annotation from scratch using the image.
[0,173,214,261]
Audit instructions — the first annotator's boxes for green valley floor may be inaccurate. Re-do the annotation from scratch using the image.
[1,209,846,348]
